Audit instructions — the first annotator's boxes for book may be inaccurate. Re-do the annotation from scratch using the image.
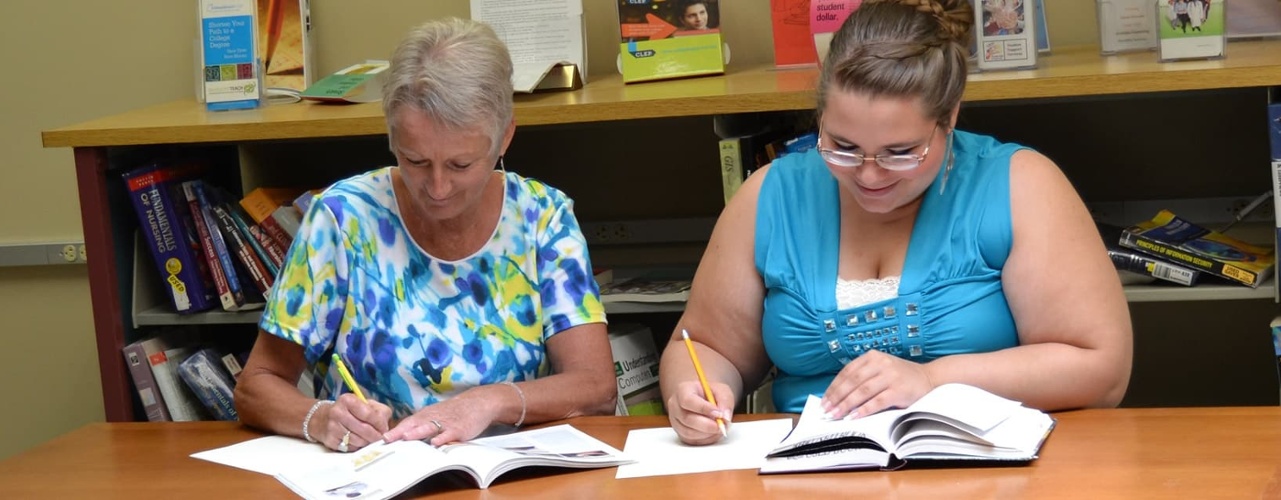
[976,0,1038,71]
[177,348,239,421]
[771,0,819,67]
[211,201,275,299]
[122,339,172,422]
[599,279,692,303]
[273,424,630,496]
[1098,222,1200,286]
[617,0,725,83]
[190,180,258,311]
[300,61,389,103]
[760,383,1055,473]
[811,0,861,64]
[199,0,261,110]
[608,323,664,416]
[180,180,235,312]
[258,0,312,94]
[122,162,217,315]
[137,333,209,422]
[1157,0,1225,62]
[1269,103,1281,299]
[1119,210,1275,288]
[1097,0,1157,54]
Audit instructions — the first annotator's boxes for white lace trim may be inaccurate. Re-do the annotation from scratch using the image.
[836,276,901,310]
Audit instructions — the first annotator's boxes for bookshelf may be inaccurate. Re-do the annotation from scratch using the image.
[44,40,1281,422]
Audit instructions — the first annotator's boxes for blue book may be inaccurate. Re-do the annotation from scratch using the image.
[122,163,217,314]
[177,348,238,421]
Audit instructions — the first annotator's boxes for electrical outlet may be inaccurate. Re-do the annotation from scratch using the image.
[60,244,77,263]
[77,244,87,263]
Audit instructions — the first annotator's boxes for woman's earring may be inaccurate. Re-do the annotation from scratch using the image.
[938,131,955,196]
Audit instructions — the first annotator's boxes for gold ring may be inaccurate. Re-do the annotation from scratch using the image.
[339,430,351,452]
[430,419,444,433]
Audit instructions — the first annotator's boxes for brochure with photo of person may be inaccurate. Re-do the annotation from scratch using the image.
[1157,0,1225,61]
[974,0,1038,70]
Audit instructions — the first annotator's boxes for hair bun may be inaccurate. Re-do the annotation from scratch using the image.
[891,0,974,45]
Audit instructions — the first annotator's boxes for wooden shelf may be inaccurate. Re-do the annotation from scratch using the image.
[133,285,1273,328]
[42,40,1281,149]
[1123,282,1275,303]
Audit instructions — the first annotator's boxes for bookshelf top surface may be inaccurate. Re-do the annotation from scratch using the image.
[43,40,1281,148]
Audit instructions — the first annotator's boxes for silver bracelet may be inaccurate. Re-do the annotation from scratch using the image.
[502,381,527,428]
[302,400,334,443]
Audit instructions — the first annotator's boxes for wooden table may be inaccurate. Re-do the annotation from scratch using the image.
[3,408,1280,498]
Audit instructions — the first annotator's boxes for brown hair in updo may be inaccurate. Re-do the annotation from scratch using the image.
[818,0,973,128]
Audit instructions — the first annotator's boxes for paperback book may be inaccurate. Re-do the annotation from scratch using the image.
[1119,210,1275,288]
[760,384,1054,473]
[1098,222,1200,286]
[274,425,630,496]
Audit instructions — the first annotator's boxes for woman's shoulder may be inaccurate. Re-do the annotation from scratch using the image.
[310,167,397,222]
[503,171,572,210]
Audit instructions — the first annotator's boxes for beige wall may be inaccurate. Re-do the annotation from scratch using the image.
[0,0,1096,460]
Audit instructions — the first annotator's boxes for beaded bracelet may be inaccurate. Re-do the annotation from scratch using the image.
[302,400,334,443]
[502,381,527,428]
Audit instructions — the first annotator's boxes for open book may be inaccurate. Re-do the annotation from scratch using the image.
[275,424,630,498]
[760,384,1055,474]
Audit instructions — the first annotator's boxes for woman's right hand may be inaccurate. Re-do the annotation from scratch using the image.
[666,380,735,446]
[318,393,393,452]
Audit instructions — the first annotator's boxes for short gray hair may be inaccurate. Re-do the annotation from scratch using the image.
[382,18,513,155]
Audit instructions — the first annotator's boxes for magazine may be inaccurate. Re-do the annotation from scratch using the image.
[760,384,1054,474]
[275,425,630,497]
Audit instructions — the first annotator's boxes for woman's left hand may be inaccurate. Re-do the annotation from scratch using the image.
[821,350,936,419]
[382,390,499,446]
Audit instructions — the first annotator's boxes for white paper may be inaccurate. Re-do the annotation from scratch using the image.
[191,435,335,475]
[614,418,793,479]
[471,0,586,92]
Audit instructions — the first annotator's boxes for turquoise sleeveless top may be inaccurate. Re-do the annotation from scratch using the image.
[755,130,1025,412]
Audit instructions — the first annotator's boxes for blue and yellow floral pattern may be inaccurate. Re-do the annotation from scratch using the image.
[260,168,605,419]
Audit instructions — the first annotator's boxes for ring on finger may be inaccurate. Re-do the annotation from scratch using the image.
[339,430,351,453]
[430,419,444,433]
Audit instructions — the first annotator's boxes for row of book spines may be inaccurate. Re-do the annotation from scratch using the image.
[719,130,818,204]
[124,161,307,315]
[123,334,244,422]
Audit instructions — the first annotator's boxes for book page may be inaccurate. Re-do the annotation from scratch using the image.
[898,383,1023,435]
[469,424,632,479]
[470,0,585,92]
[772,395,903,455]
[275,440,455,500]
[614,418,793,479]
[191,435,334,475]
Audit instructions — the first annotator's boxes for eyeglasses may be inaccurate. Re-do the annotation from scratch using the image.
[816,127,937,171]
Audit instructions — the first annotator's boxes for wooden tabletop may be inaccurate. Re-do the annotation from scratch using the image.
[41,40,1281,149]
[2,407,1280,498]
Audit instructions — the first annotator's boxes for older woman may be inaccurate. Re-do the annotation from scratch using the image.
[235,18,616,453]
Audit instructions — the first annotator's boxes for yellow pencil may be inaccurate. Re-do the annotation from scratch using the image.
[332,353,368,403]
[681,329,727,437]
